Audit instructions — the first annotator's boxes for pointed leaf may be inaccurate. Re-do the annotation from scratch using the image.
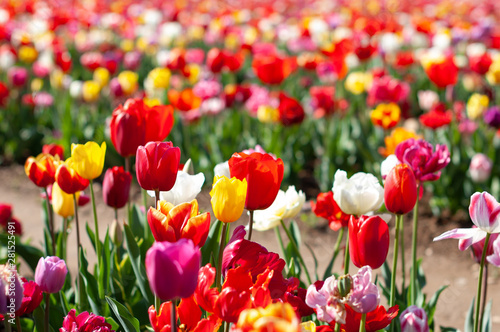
[106,296,140,332]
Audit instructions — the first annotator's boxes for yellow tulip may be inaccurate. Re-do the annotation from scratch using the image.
[82,80,101,103]
[210,176,247,223]
[50,69,65,90]
[52,182,79,218]
[235,303,300,332]
[18,45,38,63]
[31,78,44,92]
[148,68,171,89]
[257,105,280,124]
[117,71,138,95]
[486,56,500,85]
[466,93,489,120]
[93,67,110,89]
[344,71,372,95]
[71,141,106,180]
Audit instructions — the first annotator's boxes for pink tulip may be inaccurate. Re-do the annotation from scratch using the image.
[487,236,500,267]
[469,153,493,184]
[348,266,380,314]
[145,239,201,301]
[400,305,429,332]
[34,256,68,294]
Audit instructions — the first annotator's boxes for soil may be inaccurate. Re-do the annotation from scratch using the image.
[1,165,499,330]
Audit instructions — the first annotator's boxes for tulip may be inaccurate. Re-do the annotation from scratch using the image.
[210,176,247,223]
[117,71,139,95]
[229,152,284,211]
[384,163,417,215]
[0,265,23,314]
[332,170,384,216]
[34,256,68,294]
[370,103,401,130]
[16,278,43,317]
[144,104,175,143]
[344,72,372,95]
[55,160,90,194]
[148,171,205,206]
[379,128,421,158]
[252,54,295,85]
[487,236,500,267]
[0,204,12,225]
[82,80,101,102]
[399,305,429,332]
[25,153,58,188]
[469,153,493,184]
[145,239,201,301]
[311,191,350,231]
[147,199,210,247]
[305,275,346,324]
[136,141,181,192]
[466,93,489,120]
[349,216,389,269]
[42,144,64,159]
[235,303,300,332]
[484,106,500,129]
[52,182,78,218]
[425,57,458,88]
[102,166,132,209]
[278,93,305,126]
[110,98,146,157]
[167,88,202,112]
[71,141,106,180]
[61,309,114,331]
[348,266,380,313]
[8,67,28,87]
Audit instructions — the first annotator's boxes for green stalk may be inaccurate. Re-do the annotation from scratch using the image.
[114,208,118,222]
[171,299,177,332]
[5,317,11,332]
[344,228,350,275]
[44,187,56,256]
[15,315,21,332]
[474,233,491,332]
[143,189,149,240]
[216,222,229,291]
[359,313,367,332]
[280,219,312,284]
[400,218,406,296]
[274,226,286,259]
[44,293,50,332]
[248,210,254,241]
[155,296,161,315]
[89,179,103,298]
[62,217,68,261]
[324,227,345,279]
[73,194,83,305]
[410,186,420,305]
[125,156,131,223]
[390,215,402,308]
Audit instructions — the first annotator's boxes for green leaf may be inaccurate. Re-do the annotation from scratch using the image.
[123,224,153,303]
[425,285,448,327]
[106,296,140,332]
[99,229,111,296]
[32,306,45,332]
[482,300,492,332]
[464,297,475,332]
[304,243,319,281]
[79,247,101,315]
[201,219,223,266]
[130,204,146,237]
[86,222,97,252]
[289,220,301,249]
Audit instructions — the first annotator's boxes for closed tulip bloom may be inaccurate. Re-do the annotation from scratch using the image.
[110,98,146,157]
[229,152,284,211]
[147,199,210,246]
[469,153,493,183]
[384,164,417,215]
[71,141,106,180]
[34,256,68,293]
[210,175,247,223]
[136,141,181,191]
[332,170,384,216]
[52,183,79,218]
[399,305,429,332]
[144,104,175,143]
[42,144,65,159]
[103,166,132,209]
[349,215,390,269]
[55,159,90,194]
[145,239,201,301]
[25,153,58,188]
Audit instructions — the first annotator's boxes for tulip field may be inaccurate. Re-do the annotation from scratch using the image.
[2,0,500,331]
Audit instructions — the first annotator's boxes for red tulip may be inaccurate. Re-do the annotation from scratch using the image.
[16,278,43,316]
[42,144,65,159]
[110,98,146,157]
[469,53,492,75]
[229,152,284,211]
[425,57,458,88]
[0,81,9,107]
[144,104,175,143]
[136,141,180,192]
[102,166,132,209]
[25,154,58,188]
[278,93,305,126]
[311,191,350,231]
[55,162,89,194]
[252,55,296,85]
[348,215,389,269]
[207,48,225,73]
[384,163,418,215]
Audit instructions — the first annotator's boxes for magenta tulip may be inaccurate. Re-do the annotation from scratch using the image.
[145,239,200,301]
[102,166,132,209]
[34,256,68,294]
[400,305,429,332]
[136,141,180,192]
[349,216,390,269]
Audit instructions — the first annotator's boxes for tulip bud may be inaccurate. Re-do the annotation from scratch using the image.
[469,153,493,183]
[400,305,429,332]
[136,141,181,192]
[384,163,417,215]
[145,239,201,301]
[210,176,247,223]
[34,256,68,293]
[337,275,353,298]
[102,166,132,209]
[348,215,389,269]
[110,219,123,247]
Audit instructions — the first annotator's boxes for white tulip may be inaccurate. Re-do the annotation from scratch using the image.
[148,171,205,206]
[214,161,231,178]
[381,155,402,179]
[282,186,306,219]
[332,170,384,216]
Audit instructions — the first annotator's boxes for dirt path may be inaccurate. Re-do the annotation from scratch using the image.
[2,165,499,329]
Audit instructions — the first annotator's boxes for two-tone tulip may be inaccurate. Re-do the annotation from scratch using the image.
[25,154,58,188]
[55,159,89,194]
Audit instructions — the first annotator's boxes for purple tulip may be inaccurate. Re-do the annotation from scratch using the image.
[400,305,429,332]
[395,138,450,182]
[0,265,24,314]
[348,266,380,313]
[34,256,68,294]
[145,239,201,301]
[484,106,500,129]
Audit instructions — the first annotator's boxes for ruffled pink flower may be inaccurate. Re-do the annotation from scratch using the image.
[348,266,380,313]
[395,138,450,182]
[434,192,500,250]
[305,276,346,324]
[60,309,115,332]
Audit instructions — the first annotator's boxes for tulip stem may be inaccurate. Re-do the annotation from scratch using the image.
[248,210,254,241]
[325,227,344,278]
[359,313,367,332]
[155,296,161,315]
[480,264,489,332]
[216,222,229,292]
[171,299,177,332]
[390,214,402,309]
[44,187,56,256]
[73,194,83,306]
[143,189,149,240]
[89,180,103,298]
[62,217,68,261]
[410,188,420,305]
[114,208,118,222]
[125,156,131,222]
[344,228,350,275]
[474,233,491,332]
[44,293,50,332]
[4,318,11,332]
[15,315,21,332]
[334,323,340,332]
[280,219,312,284]
[400,218,406,297]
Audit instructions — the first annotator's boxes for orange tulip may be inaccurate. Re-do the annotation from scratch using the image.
[167,88,201,112]
[25,154,58,188]
[147,199,210,247]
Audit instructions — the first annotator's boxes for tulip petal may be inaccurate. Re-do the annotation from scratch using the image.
[469,192,500,231]
[433,227,486,250]
[181,212,210,247]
